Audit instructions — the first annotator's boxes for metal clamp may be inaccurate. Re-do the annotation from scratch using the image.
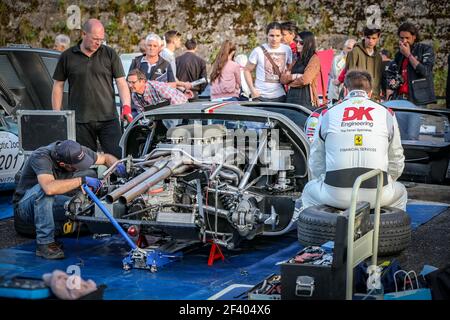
[295,276,315,297]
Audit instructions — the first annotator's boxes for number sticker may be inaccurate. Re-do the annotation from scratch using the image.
[0,132,24,188]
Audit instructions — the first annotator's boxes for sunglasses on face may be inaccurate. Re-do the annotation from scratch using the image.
[296,39,304,45]
[127,79,141,85]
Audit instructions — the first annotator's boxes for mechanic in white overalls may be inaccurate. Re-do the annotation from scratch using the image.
[301,70,407,211]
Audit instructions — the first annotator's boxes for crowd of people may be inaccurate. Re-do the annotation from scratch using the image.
[51,19,441,115]
[13,18,446,260]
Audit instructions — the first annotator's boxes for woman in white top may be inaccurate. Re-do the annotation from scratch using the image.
[234,54,251,100]
[210,40,241,102]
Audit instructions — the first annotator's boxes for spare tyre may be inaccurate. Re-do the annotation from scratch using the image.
[13,170,36,237]
[297,205,411,256]
[14,209,36,238]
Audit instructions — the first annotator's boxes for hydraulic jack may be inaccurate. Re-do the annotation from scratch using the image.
[83,185,182,272]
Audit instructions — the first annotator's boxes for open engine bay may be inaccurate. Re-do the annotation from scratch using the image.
[66,113,310,249]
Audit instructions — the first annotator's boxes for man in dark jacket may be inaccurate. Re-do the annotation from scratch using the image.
[128,33,175,83]
[344,27,383,100]
[385,22,436,105]
[176,39,208,100]
[128,33,175,115]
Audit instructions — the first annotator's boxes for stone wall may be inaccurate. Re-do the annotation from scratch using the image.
[1,0,449,95]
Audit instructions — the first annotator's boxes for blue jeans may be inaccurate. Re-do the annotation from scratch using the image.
[16,184,70,245]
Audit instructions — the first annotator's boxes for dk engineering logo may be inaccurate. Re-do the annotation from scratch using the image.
[342,107,374,121]
[341,107,374,128]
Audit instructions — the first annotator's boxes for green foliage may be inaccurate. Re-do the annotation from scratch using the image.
[245,33,259,53]
[313,8,333,36]
[434,68,447,98]
[262,1,283,22]
[381,33,397,56]
[209,46,220,66]
[51,20,67,33]
[56,0,66,8]
[285,6,309,31]
[238,6,254,26]
[115,0,135,17]
[41,35,54,49]
[383,4,394,18]
[2,0,448,77]
[19,20,38,43]
[105,17,119,35]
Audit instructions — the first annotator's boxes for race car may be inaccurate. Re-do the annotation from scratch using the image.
[65,102,312,249]
[63,97,450,251]
[0,45,65,190]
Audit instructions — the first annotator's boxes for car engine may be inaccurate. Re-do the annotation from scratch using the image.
[66,119,308,249]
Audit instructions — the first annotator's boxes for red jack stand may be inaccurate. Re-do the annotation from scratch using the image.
[207,240,225,266]
[136,234,148,248]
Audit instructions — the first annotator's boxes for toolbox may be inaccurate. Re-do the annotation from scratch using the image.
[0,276,50,299]
[281,202,371,300]
[248,274,281,300]
[17,110,76,154]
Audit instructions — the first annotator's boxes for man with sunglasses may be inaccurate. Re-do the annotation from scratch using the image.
[126,68,193,119]
[52,19,131,159]
[13,140,126,260]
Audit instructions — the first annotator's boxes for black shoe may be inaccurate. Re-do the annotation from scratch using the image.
[36,242,65,260]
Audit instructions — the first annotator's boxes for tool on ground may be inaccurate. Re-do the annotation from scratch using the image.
[82,184,182,272]
[207,240,225,266]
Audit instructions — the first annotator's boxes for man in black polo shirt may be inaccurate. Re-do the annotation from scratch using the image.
[13,140,126,259]
[52,19,131,159]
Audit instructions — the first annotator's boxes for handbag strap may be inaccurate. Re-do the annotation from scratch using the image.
[319,66,327,105]
[260,45,288,94]
[260,45,282,77]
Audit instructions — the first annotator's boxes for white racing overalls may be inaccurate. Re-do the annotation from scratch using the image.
[301,90,407,210]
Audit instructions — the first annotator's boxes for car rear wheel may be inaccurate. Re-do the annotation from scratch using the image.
[297,205,411,256]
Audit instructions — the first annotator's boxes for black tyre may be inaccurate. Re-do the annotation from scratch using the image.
[297,205,411,256]
[13,210,36,238]
[13,170,35,237]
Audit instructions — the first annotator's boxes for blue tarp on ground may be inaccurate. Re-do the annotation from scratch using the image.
[0,193,13,221]
[0,202,447,299]
[406,203,449,229]
[0,233,301,300]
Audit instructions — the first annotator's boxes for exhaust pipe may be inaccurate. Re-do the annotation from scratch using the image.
[118,158,191,205]
[105,159,168,203]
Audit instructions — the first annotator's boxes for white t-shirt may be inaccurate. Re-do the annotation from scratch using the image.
[160,48,177,81]
[248,43,292,99]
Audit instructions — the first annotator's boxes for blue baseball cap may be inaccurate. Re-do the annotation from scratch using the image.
[55,140,95,170]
